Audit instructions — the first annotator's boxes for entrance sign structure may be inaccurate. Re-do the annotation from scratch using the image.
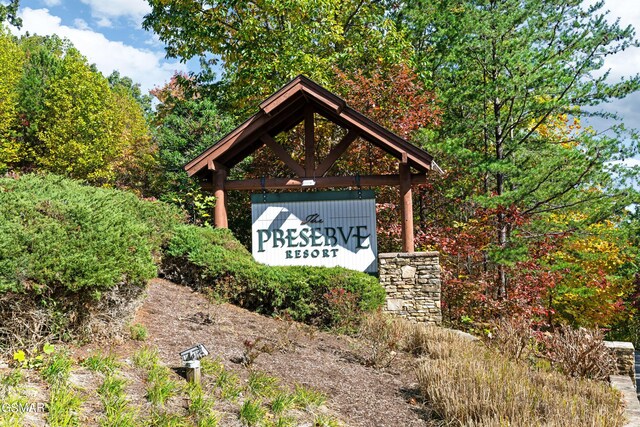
[184,75,441,253]
[252,190,378,273]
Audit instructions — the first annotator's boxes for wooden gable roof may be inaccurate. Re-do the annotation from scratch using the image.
[184,75,441,177]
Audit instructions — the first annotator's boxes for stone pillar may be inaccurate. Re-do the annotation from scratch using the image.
[378,252,441,324]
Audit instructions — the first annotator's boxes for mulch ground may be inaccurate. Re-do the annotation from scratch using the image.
[107,279,430,426]
[11,279,432,426]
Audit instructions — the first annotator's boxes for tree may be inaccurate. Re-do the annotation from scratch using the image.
[143,0,411,113]
[395,0,640,299]
[0,27,23,171]
[150,75,235,222]
[0,0,21,28]
[108,71,153,117]
[7,35,158,188]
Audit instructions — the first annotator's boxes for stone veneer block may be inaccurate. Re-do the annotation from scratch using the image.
[605,341,636,384]
[378,252,442,324]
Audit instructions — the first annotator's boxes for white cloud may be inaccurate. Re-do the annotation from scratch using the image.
[79,0,151,26]
[73,18,89,30]
[42,0,61,6]
[95,16,112,28]
[13,8,185,93]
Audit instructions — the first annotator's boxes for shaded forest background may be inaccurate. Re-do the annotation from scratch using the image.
[1,0,639,342]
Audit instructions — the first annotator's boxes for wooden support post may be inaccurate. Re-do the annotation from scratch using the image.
[213,168,228,228]
[399,158,414,253]
[304,106,315,177]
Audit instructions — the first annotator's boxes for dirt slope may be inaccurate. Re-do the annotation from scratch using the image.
[4,279,430,426]
[129,279,428,426]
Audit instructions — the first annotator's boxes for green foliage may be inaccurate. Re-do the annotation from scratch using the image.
[41,352,73,386]
[164,224,385,326]
[48,384,83,427]
[0,34,158,189]
[238,399,266,426]
[269,392,295,415]
[313,414,341,427]
[247,371,279,398]
[143,0,411,113]
[133,346,160,371]
[82,353,119,375]
[0,368,27,427]
[187,383,219,426]
[129,323,148,341]
[214,368,242,401]
[0,174,181,294]
[149,80,235,223]
[0,28,23,171]
[146,365,180,407]
[0,1,21,27]
[291,385,326,409]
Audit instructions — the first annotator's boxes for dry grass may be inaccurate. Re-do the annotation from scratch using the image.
[412,325,625,427]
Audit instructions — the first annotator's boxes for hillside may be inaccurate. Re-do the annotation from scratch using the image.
[2,279,426,427]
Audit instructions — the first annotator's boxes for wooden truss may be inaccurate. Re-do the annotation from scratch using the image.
[184,75,442,252]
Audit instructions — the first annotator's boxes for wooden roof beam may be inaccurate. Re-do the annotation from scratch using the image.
[261,134,305,177]
[314,129,358,177]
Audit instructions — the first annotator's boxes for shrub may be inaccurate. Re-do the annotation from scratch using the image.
[355,311,407,368]
[487,319,615,380]
[539,325,615,380]
[487,316,536,361]
[162,224,385,327]
[0,174,182,352]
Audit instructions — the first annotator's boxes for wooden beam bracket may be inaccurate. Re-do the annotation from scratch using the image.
[314,129,358,177]
[261,134,305,177]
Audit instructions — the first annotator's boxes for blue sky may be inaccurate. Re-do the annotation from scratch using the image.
[8,0,189,93]
[5,0,640,173]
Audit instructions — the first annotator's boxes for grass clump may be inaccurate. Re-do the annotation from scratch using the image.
[147,411,192,427]
[238,399,266,426]
[292,385,326,409]
[132,346,159,370]
[129,323,148,341]
[247,370,279,398]
[41,352,73,386]
[215,368,242,401]
[0,369,28,427]
[313,414,341,427]
[201,357,225,376]
[163,224,385,327]
[267,415,296,427]
[98,374,138,427]
[48,384,83,427]
[414,325,625,426]
[146,365,180,407]
[270,392,296,414]
[82,353,119,375]
[187,383,219,427]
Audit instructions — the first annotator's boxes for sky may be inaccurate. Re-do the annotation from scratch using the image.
[3,0,640,172]
[7,0,189,94]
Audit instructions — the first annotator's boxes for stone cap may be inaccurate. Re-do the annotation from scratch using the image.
[379,251,440,259]
[604,341,635,350]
